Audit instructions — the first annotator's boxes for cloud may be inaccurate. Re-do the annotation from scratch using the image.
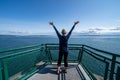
[0,30,30,35]
[1,26,120,35]
[78,27,120,35]
[90,27,120,32]
[110,27,120,31]
[8,31,27,34]
[88,28,103,32]
[0,30,54,35]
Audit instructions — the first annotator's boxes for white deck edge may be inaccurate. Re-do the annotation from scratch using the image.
[78,64,91,80]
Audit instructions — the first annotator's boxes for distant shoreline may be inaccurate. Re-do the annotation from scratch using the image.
[0,34,120,36]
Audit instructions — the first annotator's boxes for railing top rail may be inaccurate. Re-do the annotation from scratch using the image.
[0,43,120,59]
[45,43,120,56]
[0,44,41,53]
[84,44,120,57]
[45,43,83,46]
[0,48,40,59]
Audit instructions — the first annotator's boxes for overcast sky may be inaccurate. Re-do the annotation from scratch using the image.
[0,0,120,35]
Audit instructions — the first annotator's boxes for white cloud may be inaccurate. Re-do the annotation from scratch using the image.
[0,30,29,35]
[94,28,120,33]
[78,27,120,35]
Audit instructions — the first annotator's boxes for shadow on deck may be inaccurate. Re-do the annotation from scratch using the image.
[27,63,89,80]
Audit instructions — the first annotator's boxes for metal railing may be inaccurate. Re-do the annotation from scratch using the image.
[0,43,120,80]
[45,44,120,80]
[82,45,120,80]
[0,44,47,80]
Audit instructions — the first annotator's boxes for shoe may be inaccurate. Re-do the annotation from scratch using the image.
[64,69,67,73]
[64,67,67,73]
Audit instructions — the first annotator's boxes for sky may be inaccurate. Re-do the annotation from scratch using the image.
[0,0,120,35]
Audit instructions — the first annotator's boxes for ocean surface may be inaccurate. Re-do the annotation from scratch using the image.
[0,35,120,54]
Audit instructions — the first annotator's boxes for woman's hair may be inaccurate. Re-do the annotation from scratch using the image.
[61,29,67,35]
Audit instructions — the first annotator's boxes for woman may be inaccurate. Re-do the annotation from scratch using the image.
[49,21,79,74]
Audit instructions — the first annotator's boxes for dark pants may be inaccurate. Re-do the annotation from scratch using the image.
[57,51,68,67]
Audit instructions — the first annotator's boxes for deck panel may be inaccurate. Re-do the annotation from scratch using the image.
[28,64,82,80]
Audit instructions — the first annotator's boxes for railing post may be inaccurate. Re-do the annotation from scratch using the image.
[78,45,84,63]
[116,66,120,80]
[0,65,2,80]
[45,44,52,64]
[110,55,116,80]
[48,49,52,64]
[2,60,9,80]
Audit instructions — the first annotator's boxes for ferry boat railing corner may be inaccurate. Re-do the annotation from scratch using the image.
[0,43,120,80]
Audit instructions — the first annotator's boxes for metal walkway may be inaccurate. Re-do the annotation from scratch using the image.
[27,63,89,80]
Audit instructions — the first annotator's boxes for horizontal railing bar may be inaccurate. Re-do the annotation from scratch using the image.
[0,44,41,53]
[46,46,82,47]
[115,61,120,64]
[3,49,40,61]
[45,43,83,47]
[84,49,108,63]
[84,45,120,57]
[46,47,82,50]
[0,48,40,59]
[45,43,83,46]
[84,48,112,61]
[46,43,119,57]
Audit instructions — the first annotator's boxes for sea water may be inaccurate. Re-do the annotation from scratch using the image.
[0,35,120,54]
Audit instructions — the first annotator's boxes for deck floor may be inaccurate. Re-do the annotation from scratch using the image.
[27,64,84,80]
